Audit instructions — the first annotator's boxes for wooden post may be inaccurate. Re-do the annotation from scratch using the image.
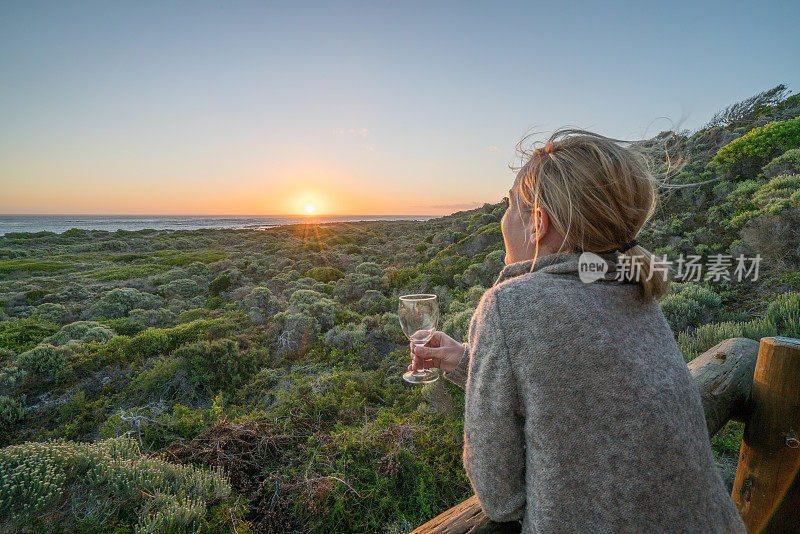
[731,336,800,533]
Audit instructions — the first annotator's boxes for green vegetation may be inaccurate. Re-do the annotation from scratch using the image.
[713,116,800,175]
[88,264,170,281]
[0,87,798,531]
[0,437,240,532]
[160,250,229,266]
[0,259,70,274]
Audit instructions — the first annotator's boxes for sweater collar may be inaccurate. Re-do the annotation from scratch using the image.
[494,250,621,286]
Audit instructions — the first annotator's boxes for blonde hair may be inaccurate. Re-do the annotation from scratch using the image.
[513,128,669,299]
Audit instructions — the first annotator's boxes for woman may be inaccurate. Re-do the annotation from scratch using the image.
[408,129,746,533]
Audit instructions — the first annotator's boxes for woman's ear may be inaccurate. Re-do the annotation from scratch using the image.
[527,208,550,244]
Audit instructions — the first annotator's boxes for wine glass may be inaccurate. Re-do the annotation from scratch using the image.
[398,293,439,384]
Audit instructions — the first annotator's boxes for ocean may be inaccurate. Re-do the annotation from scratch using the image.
[0,214,435,236]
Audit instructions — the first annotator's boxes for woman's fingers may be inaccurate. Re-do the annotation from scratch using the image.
[409,352,436,371]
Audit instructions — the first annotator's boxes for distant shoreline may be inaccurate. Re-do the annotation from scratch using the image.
[0,214,439,236]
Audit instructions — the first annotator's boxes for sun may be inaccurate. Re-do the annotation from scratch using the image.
[303,203,316,215]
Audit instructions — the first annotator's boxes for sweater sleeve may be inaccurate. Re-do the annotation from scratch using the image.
[462,290,526,522]
[442,343,470,389]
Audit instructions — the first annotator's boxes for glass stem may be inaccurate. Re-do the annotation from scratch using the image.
[413,347,424,375]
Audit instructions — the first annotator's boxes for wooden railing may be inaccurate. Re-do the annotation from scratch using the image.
[412,336,800,534]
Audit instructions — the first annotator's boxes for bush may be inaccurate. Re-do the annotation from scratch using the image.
[88,264,169,281]
[355,262,382,277]
[659,283,722,332]
[0,318,58,352]
[724,174,800,228]
[441,308,474,342]
[44,321,115,347]
[174,339,258,393]
[125,329,170,359]
[160,250,229,266]
[272,289,339,353]
[100,403,205,450]
[0,395,25,429]
[31,303,72,325]
[306,267,345,283]
[205,296,223,310]
[325,323,368,353]
[208,273,231,296]
[0,437,234,532]
[762,148,800,178]
[16,344,70,380]
[0,366,27,389]
[0,259,70,274]
[678,292,800,361]
[159,278,201,299]
[333,273,382,303]
[87,288,163,319]
[357,290,386,314]
[128,307,176,328]
[122,356,198,407]
[713,117,800,176]
[243,286,280,317]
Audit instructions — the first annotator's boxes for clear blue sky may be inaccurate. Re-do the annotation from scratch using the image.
[1,1,798,215]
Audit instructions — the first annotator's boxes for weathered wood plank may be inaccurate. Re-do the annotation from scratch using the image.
[411,495,520,534]
[687,337,760,436]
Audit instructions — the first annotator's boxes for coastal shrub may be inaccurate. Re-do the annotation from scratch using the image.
[125,329,170,359]
[357,290,386,314]
[88,264,169,281]
[0,366,27,389]
[44,321,115,347]
[100,403,206,450]
[160,250,228,266]
[0,259,70,274]
[762,148,800,178]
[0,437,234,532]
[325,323,368,353]
[16,344,70,380]
[205,296,223,310]
[31,303,72,325]
[208,273,231,296]
[24,289,47,303]
[275,290,338,353]
[128,307,176,328]
[659,283,722,332]
[333,272,382,302]
[441,308,475,342]
[159,278,201,299]
[0,318,58,352]
[104,317,146,336]
[122,356,198,407]
[355,261,382,277]
[306,267,345,283]
[243,286,280,316]
[87,288,163,319]
[0,395,25,429]
[174,339,258,392]
[713,117,800,176]
[678,292,800,361]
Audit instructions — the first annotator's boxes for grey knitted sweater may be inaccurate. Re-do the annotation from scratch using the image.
[443,251,745,533]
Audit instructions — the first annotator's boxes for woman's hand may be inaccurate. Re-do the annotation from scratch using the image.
[407,331,466,373]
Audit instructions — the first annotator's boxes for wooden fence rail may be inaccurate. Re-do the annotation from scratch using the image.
[412,336,800,534]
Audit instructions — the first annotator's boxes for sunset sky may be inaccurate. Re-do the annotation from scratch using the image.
[1,1,798,216]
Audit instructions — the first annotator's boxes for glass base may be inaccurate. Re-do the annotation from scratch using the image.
[403,369,439,384]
